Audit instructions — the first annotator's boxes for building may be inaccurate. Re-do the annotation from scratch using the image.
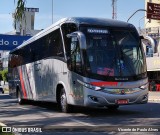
[13,7,41,36]
[143,0,160,91]
[0,7,42,70]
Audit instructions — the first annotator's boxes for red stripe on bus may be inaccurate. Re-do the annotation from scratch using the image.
[90,82,118,87]
[19,68,27,98]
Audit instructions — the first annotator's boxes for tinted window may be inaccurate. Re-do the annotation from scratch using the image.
[70,37,82,74]
[10,28,64,66]
[61,23,78,57]
[81,27,146,78]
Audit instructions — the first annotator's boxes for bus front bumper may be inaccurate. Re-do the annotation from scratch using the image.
[83,88,148,107]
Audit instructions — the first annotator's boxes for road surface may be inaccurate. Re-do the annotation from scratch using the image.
[0,94,160,135]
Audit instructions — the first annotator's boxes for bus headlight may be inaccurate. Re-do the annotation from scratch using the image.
[84,83,101,91]
[77,80,101,91]
[139,83,148,90]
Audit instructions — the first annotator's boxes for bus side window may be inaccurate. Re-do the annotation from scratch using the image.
[70,37,82,74]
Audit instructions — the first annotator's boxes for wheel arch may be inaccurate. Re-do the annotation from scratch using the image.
[56,81,69,103]
[56,83,64,103]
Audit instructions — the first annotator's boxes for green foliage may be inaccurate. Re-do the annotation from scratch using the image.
[14,0,26,29]
[0,69,8,82]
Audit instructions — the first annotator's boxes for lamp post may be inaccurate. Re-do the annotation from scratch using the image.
[127,9,147,23]
[138,16,146,34]
[52,0,53,24]
[139,16,146,29]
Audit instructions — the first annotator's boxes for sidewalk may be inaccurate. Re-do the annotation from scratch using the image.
[148,91,160,101]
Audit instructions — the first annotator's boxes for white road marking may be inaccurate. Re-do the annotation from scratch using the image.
[69,118,95,126]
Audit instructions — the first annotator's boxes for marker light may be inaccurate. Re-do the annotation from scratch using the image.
[77,80,101,91]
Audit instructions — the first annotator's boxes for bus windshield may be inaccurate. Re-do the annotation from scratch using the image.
[81,27,147,78]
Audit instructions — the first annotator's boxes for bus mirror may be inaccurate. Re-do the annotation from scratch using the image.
[67,32,87,50]
[144,36,156,53]
[67,33,77,38]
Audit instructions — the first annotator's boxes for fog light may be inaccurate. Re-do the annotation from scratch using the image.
[88,95,98,102]
[142,94,148,101]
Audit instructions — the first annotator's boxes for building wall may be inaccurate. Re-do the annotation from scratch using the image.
[16,11,36,35]
[0,51,9,70]
[14,8,41,36]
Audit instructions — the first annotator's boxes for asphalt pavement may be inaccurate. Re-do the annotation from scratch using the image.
[0,92,160,135]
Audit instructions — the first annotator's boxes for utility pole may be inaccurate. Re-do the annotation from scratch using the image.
[127,9,147,22]
[112,0,117,20]
[52,0,53,24]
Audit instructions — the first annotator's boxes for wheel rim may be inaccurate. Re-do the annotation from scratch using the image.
[60,91,67,112]
[18,91,21,103]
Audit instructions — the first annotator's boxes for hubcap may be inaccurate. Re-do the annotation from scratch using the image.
[60,92,66,111]
[18,92,21,103]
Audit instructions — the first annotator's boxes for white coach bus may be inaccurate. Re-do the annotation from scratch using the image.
[8,17,148,112]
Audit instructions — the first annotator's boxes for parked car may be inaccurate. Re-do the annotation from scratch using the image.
[0,87,4,94]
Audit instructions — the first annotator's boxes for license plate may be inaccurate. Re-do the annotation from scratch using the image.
[116,99,128,104]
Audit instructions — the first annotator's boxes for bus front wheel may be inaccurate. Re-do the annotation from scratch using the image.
[59,88,71,113]
[107,105,119,110]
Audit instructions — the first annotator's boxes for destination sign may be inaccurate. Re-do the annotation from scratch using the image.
[147,2,160,20]
[87,29,108,34]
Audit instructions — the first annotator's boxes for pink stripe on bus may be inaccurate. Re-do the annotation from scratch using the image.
[90,81,118,87]
[19,68,27,98]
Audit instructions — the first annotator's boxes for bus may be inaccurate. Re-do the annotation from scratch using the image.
[8,17,148,112]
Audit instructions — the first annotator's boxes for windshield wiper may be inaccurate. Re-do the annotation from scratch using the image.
[105,57,116,76]
[119,45,136,75]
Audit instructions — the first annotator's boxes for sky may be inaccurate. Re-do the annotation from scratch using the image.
[0,0,145,34]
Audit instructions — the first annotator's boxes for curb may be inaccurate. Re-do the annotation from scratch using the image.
[148,97,160,101]
[148,99,160,101]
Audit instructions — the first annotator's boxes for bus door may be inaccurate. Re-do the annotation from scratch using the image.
[34,60,44,99]
[67,35,84,105]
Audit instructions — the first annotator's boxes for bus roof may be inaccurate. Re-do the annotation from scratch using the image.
[64,17,132,27]
[10,17,134,53]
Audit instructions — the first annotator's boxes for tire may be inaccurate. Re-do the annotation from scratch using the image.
[17,90,24,105]
[59,88,72,113]
[107,105,119,110]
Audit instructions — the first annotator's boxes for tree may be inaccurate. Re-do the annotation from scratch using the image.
[14,0,26,34]
[0,69,8,84]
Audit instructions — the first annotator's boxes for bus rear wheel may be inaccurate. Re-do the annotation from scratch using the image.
[59,88,71,113]
[17,90,24,105]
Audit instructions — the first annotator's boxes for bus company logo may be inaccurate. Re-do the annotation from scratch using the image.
[121,90,125,95]
[2,127,11,132]
[2,126,42,133]
[115,78,128,81]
